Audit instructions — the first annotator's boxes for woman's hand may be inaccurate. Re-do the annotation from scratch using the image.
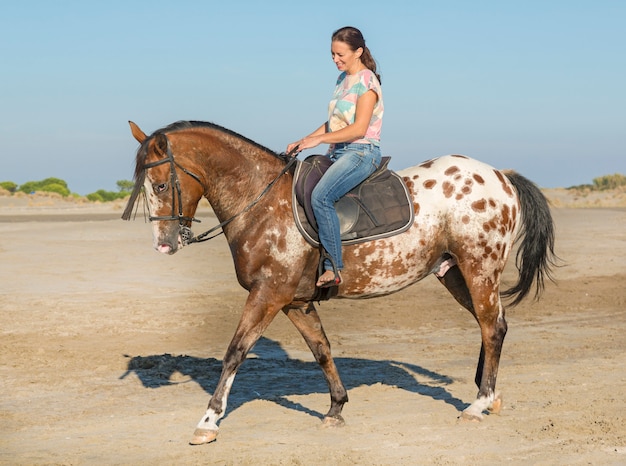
[287,123,328,155]
[286,136,322,155]
[286,141,301,155]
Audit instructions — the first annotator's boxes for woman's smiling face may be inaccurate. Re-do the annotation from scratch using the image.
[331,40,363,75]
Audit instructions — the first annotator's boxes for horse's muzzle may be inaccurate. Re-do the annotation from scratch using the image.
[157,243,177,255]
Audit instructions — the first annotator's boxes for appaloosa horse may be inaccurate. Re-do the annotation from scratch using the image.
[122,120,556,445]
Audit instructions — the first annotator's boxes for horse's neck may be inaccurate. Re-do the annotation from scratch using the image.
[199,144,286,227]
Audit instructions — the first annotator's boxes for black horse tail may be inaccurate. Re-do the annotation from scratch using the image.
[501,171,558,306]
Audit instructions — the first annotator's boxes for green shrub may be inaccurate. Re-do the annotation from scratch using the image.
[40,177,68,190]
[567,173,625,191]
[18,181,39,194]
[86,192,104,202]
[116,180,134,193]
[40,183,70,197]
[18,178,71,196]
[0,181,18,193]
[85,189,129,202]
[592,173,626,190]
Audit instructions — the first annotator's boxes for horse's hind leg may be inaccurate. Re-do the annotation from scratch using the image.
[463,287,507,421]
[438,267,507,420]
[283,302,348,427]
[436,264,473,312]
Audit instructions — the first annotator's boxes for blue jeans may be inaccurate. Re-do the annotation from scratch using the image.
[311,142,382,272]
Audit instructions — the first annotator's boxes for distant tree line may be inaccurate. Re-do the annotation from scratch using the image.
[567,173,626,191]
[1,173,625,202]
[0,178,134,201]
[85,180,134,202]
[0,177,72,196]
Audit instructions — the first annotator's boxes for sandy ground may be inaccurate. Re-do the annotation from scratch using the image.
[0,194,625,465]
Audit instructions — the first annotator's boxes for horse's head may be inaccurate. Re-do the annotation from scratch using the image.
[122,121,206,255]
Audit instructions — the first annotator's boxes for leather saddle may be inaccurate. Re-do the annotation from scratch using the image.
[292,155,414,246]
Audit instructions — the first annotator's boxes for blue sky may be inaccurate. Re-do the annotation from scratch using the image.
[1,0,624,194]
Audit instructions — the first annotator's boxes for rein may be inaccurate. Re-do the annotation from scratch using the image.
[189,146,299,244]
[143,134,298,245]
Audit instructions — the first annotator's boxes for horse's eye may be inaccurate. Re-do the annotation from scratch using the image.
[154,183,168,194]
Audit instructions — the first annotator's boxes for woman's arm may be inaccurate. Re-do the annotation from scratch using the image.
[288,89,378,153]
[324,89,377,144]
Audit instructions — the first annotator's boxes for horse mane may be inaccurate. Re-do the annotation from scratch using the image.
[162,120,284,158]
[122,120,290,220]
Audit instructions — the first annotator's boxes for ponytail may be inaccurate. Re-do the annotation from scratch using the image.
[360,46,381,84]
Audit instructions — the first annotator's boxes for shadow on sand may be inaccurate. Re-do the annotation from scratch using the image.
[121,336,468,420]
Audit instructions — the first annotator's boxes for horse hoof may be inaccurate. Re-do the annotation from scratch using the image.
[460,411,483,422]
[189,428,218,445]
[488,393,503,414]
[322,415,345,428]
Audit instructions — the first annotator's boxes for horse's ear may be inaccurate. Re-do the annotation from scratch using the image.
[129,121,147,143]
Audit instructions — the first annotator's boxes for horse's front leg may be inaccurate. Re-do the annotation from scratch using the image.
[190,288,284,445]
[283,302,348,427]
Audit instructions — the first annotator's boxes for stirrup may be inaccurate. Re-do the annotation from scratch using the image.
[317,249,341,288]
[310,248,341,302]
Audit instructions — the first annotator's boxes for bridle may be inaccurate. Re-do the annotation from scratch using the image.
[141,134,298,246]
[141,137,206,245]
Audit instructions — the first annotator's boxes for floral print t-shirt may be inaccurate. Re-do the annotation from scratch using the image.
[327,69,384,147]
